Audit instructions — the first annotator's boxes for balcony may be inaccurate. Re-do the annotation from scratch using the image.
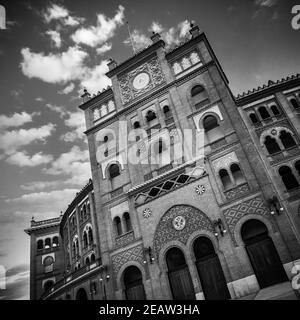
[115,230,134,248]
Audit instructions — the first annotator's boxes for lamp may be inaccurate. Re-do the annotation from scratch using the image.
[268,196,284,216]
[213,219,227,237]
[99,265,110,282]
[144,246,155,264]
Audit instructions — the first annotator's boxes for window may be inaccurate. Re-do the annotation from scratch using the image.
[146,110,157,122]
[109,163,120,179]
[279,166,299,190]
[37,239,43,250]
[88,228,93,244]
[103,135,108,143]
[249,113,259,124]
[258,106,270,119]
[83,204,87,219]
[191,85,209,109]
[270,105,280,116]
[264,136,281,154]
[163,105,172,118]
[219,169,233,190]
[191,85,205,97]
[44,256,54,273]
[91,254,96,263]
[123,212,132,232]
[44,280,54,292]
[230,163,246,185]
[133,121,140,129]
[295,161,300,177]
[290,98,300,109]
[83,232,88,248]
[203,115,219,132]
[85,257,90,265]
[114,216,122,236]
[157,139,166,154]
[279,131,296,149]
[52,236,59,247]
[45,238,51,249]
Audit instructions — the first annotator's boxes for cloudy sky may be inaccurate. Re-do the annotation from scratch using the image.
[0,0,299,300]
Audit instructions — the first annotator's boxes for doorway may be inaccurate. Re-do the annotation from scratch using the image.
[123,266,146,300]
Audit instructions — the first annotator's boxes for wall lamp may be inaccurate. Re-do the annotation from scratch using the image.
[143,246,155,264]
[268,196,284,216]
[99,265,110,282]
[213,219,227,237]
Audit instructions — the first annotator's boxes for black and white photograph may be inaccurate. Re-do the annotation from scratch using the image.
[0,0,300,312]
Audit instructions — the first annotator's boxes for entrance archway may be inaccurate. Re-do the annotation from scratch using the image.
[76,288,88,300]
[123,266,146,300]
[241,219,288,288]
[193,237,230,300]
[166,247,195,300]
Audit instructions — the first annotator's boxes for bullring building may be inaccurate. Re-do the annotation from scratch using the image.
[25,23,300,300]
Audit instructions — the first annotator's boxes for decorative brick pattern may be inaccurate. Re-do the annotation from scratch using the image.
[224,183,250,201]
[111,244,144,275]
[223,196,270,244]
[115,231,135,248]
[153,205,214,259]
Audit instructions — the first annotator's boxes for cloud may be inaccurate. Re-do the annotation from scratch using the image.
[58,82,75,95]
[6,151,53,167]
[80,60,111,95]
[71,5,125,47]
[96,43,112,55]
[43,3,84,26]
[0,264,30,300]
[0,112,35,130]
[20,180,63,191]
[254,0,278,7]
[46,30,62,48]
[35,97,44,102]
[125,20,191,51]
[252,0,279,19]
[45,103,67,117]
[20,46,88,84]
[60,111,86,142]
[0,123,55,155]
[43,146,91,185]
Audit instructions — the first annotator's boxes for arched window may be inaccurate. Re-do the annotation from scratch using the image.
[230,163,245,185]
[85,257,90,265]
[72,243,76,257]
[45,238,51,249]
[44,280,54,292]
[52,236,59,247]
[264,136,281,154]
[87,202,90,214]
[290,98,300,109]
[191,85,205,97]
[219,169,233,190]
[123,212,132,232]
[295,160,300,177]
[249,113,259,124]
[191,85,209,109]
[279,131,296,149]
[37,239,43,250]
[83,232,88,248]
[146,110,157,122]
[103,135,108,143]
[279,166,299,190]
[157,139,166,154]
[258,106,270,120]
[270,105,280,115]
[203,115,219,132]
[88,228,93,244]
[44,256,54,273]
[83,204,87,219]
[108,163,120,179]
[133,121,140,129]
[91,254,96,263]
[114,216,122,236]
[75,238,79,253]
[163,105,172,118]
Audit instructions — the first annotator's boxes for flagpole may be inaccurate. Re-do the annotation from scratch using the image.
[126,21,136,54]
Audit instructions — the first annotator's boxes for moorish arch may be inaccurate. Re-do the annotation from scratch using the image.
[153,205,215,258]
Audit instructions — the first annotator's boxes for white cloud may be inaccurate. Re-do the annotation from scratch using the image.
[255,0,278,7]
[35,97,44,102]
[45,103,67,117]
[46,30,62,48]
[20,180,63,191]
[71,5,125,47]
[20,46,88,83]
[6,151,53,167]
[149,22,164,34]
[43,3,84,26]
[80,60,111,95]
[96,43,112,55]
[0,123,55,155]
[43,146,91,185]
[0,112,35,130]
[60,111,86,142]
[123,29,151,51]
[58,83,75,95]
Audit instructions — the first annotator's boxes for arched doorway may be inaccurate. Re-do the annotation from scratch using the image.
[166,247,195,300]
[193,237,230,300]
[123,266,146,300]
[241,219,288,288]
[76,288,88,300]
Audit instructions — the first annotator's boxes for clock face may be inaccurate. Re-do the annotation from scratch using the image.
[132,72,150,90]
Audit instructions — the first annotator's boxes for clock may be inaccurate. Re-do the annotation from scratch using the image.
[132,72,150,90]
